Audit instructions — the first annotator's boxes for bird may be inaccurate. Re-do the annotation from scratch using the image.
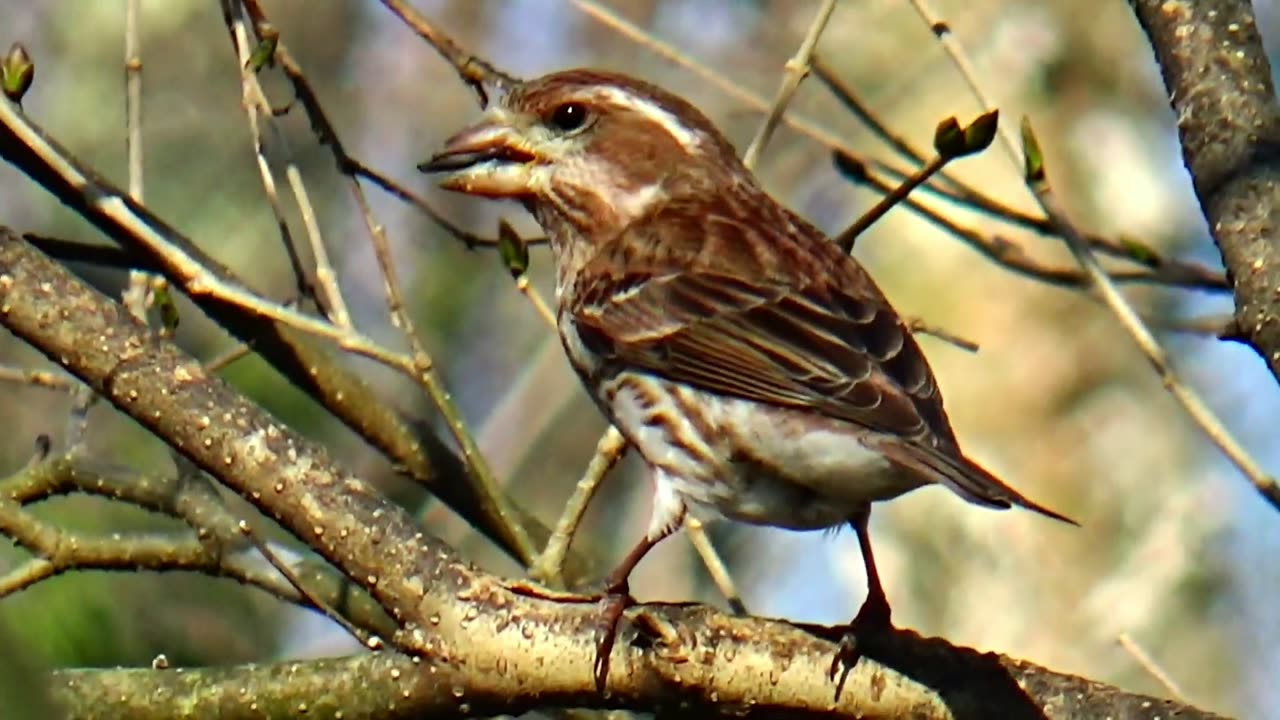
[418,68,1074,690]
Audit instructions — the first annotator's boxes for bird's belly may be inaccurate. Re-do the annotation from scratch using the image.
[603,375,924,531]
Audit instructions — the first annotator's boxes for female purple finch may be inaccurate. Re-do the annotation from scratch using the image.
[419,69,1073,689]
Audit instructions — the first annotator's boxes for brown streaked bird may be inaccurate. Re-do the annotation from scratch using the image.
[419,69,1074,689]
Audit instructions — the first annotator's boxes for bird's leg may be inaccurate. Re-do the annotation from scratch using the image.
[829,506,893,696]
[850,509,892,627]
[593,526,672,691]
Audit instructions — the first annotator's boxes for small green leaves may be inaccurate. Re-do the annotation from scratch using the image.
[933,117,964,158]
[1020,115,1045,182]
[934,110,999,160]
[153,282,180,334]
[497,220,529,278]
[244,24,279,73]
[1118,236,1162,265]
[964,110,999,154]
[834,110,999,252]
[2,42,34,104]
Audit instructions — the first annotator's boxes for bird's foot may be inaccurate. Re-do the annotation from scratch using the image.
[504,573,638,691]
[592,582,636,692]
[829,594,893,700]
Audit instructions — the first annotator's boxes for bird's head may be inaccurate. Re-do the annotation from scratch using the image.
[419,69,746,239]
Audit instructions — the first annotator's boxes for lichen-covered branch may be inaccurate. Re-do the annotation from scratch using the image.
[1129,0,1280,381]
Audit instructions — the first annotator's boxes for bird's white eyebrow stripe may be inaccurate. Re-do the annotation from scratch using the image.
[589,86,702,151]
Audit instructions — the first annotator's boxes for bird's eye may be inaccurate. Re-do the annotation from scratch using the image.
[549,102,591,133]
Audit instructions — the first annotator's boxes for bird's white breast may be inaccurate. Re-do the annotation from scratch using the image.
[601,373,924,531]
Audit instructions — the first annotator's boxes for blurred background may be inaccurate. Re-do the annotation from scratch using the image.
[0,0,1277,717]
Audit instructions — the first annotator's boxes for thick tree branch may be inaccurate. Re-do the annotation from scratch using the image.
[0,228,1221,717]
[1130,0,1280,381]
[45,625,1225,720]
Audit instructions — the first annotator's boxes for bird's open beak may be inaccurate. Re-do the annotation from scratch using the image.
[417,117,541,198]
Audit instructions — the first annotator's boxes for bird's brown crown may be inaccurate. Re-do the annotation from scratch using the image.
[502,69,739,161]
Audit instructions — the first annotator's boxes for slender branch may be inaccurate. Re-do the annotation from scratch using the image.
[907,318,980,353]
[1,452,397,639]
[348,159,528,248]
[0,363,74,390]
[741,0,837,169]
[684,518,747,616]
[905,0,1021,169]
[220,1,322,311]
[1023,129,1280,510]
[376,0,518,105]
[122,1,153,329]
[238,0,537,567]
[123,0,143,201]
[832,153,1195,290]
[900,0,1277,511]
[1117,632,1186,702]
[530,426,627,587]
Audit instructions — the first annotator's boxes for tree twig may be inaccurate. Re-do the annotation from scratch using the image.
[741,0,837,169]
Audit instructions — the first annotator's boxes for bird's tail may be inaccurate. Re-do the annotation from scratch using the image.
[876,439,1077,525]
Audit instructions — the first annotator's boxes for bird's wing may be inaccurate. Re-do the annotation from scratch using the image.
[570,264,944,441]
[568,207,1073,523]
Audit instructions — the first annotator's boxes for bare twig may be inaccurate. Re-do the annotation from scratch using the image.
[741,0,837,169]
[0,364,74,390]
[833,151,1223,291]
[225,4,342,322]
[122,1,154,326]
[907,317,980,353]
[3,450,397,638]
[203,342,254,372]
[348,160,529,249]
[530,426,628,587]
[124,0,143,201]
[685,517,747,616]
[900,0,1277,510]
[1024,129,1280,510]
[1118,632,1187,702]
[239,0,537,566]
[905,0,1022,170]
[376,0,517,105]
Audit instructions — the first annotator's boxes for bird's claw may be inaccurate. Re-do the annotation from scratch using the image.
[592,587,635,691]
[829,597,893,700]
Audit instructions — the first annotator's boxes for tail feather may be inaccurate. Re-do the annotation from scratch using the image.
[875,438,1078,526]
